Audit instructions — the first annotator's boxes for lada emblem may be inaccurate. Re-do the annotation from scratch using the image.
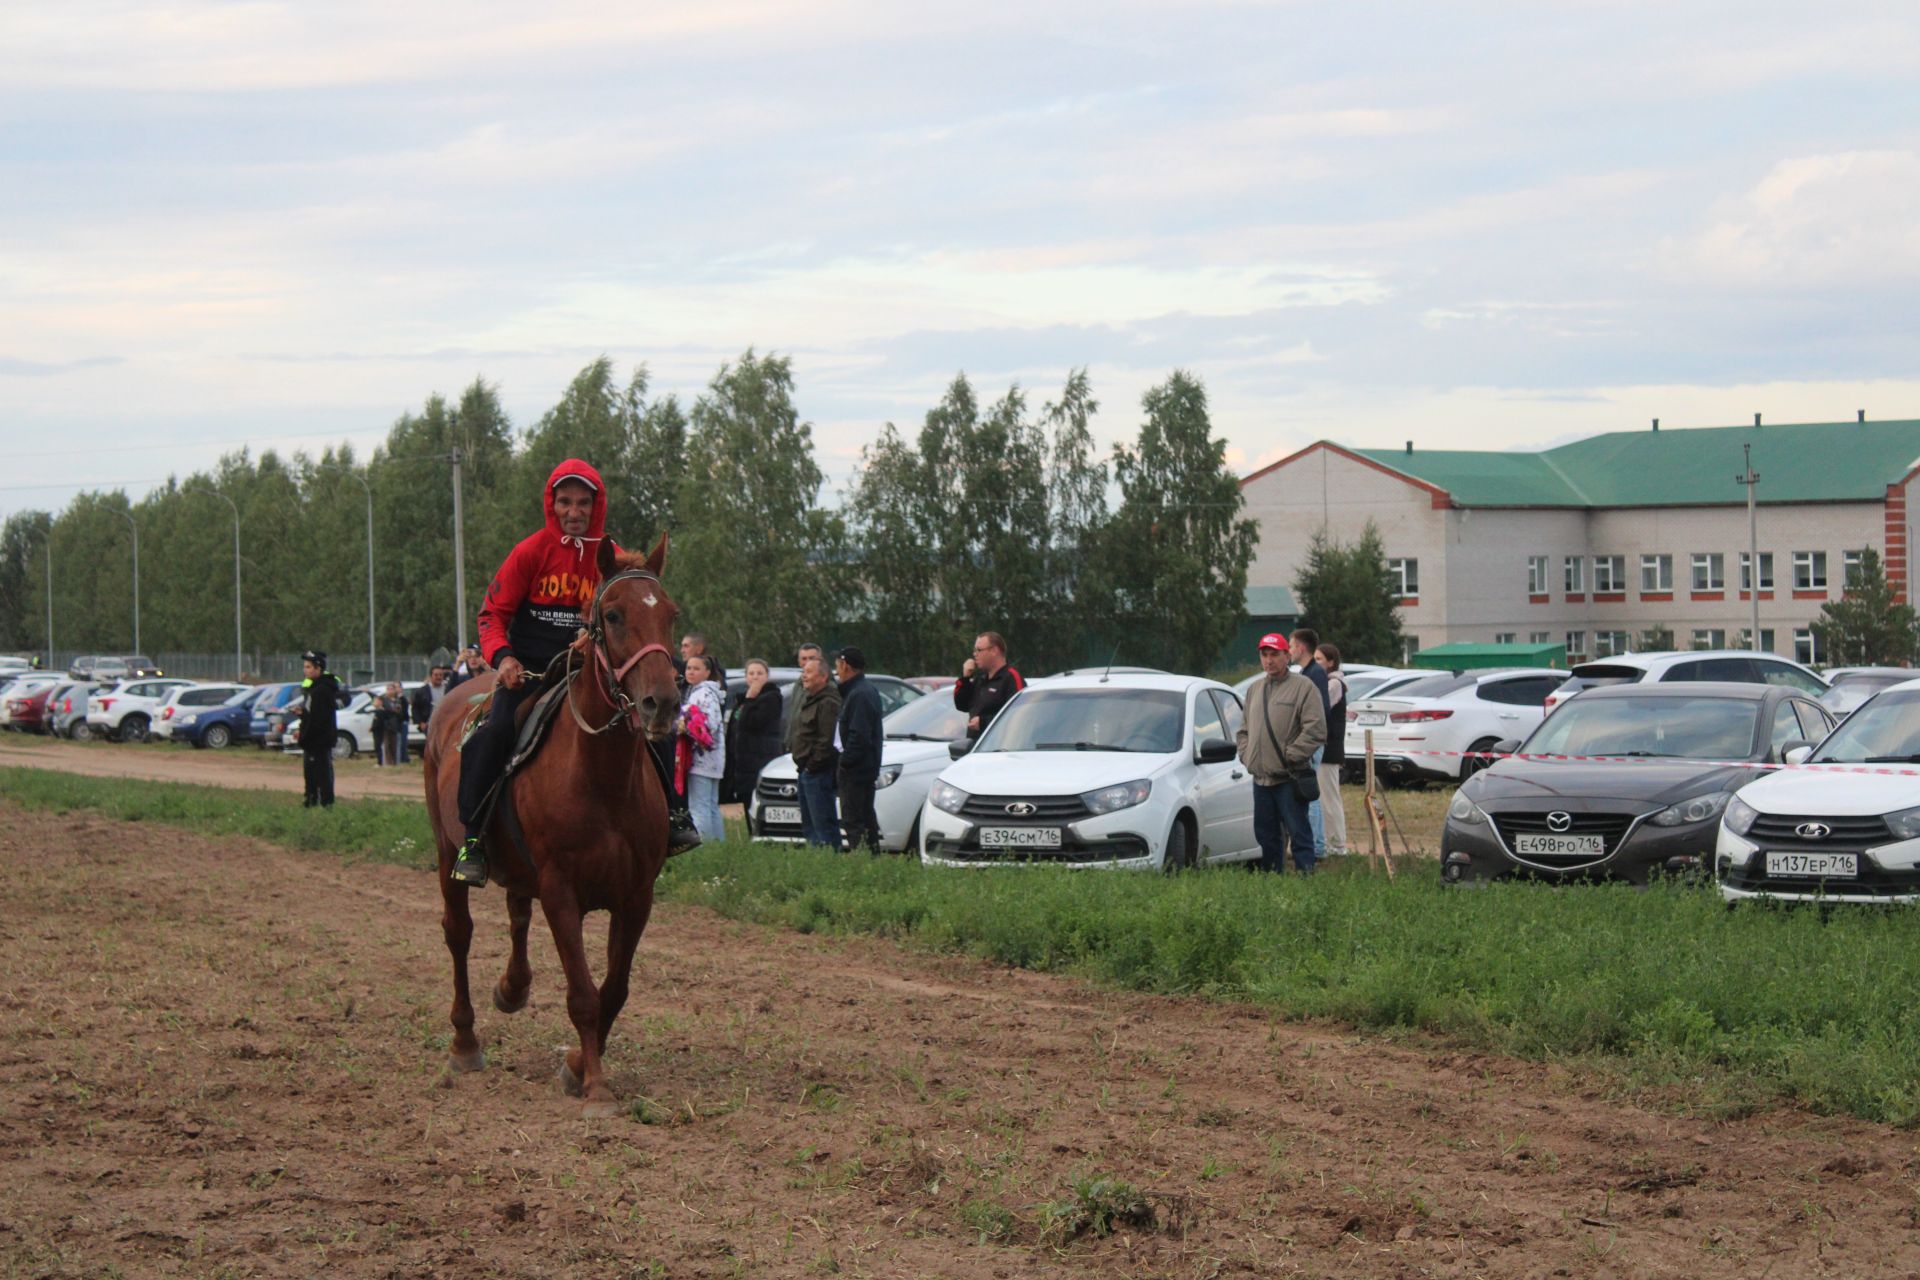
[1005,802,1037,816]
[1545,812,1573,833]
[1795,822,1832,840]
[777,783,797,798]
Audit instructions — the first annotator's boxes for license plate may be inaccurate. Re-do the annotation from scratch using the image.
[1514,833,1605,855]
[1765,851,1858,878]
[1357,712,1385,726]
[762,805,801,825]
[978,826,1063,849]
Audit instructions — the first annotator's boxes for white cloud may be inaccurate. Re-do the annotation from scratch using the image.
[1679,151,1920,287]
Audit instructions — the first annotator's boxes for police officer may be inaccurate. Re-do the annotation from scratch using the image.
[297,649,345,807]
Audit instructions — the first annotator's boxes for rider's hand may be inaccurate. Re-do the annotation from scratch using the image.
[497,656,527,689]
[962,658,977,679]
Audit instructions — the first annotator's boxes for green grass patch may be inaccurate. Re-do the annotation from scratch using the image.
[11,764,1920,1126]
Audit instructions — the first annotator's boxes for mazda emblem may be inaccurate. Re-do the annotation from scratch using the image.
[1545,812,1572,833]
[1005,802,1037,816]
[1795,822,1832,840]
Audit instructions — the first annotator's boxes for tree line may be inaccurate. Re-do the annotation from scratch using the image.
[0,354,1258,678]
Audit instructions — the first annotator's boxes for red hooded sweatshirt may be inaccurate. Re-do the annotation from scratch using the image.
[477,459,621,674]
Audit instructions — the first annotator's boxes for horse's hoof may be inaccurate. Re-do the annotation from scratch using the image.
[557,1062,584,1098]
[449,1048,487,1074]
[493,982,529,1014]
[580,1099,620,1120]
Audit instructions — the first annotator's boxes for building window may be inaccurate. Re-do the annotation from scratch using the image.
[1526,556,1549,594]
[1593,555,1625,592]
[1690,553,1724,591]
[1566,631,1588,661]
[1794,628,1821,665]
[1400,635,1421,664]
[1844,549,1868,587]
[1691,628,1727,650]
[1595,630,1630,657]
[1528,631,1552,645]
[1793,551,1827,590]
[1739,552,1775,591]
[1737,628,1777,652]
[1494,632,1516,644]
[1387,558,1418,600]
[1639,554,1673,592]
[1563,555,1585,593]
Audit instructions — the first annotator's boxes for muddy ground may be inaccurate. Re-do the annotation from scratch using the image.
[4,801,1918,1278]
[0,735,428,801]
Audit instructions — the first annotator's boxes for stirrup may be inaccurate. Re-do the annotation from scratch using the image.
[451,837,489,887]
[667,810,701,856]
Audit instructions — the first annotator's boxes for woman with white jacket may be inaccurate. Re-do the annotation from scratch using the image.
[678,654,728,843]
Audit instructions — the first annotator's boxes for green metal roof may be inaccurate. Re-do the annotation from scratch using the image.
[1352,419,1920,509]
[1410,641,1566,671]
[1245,584,1297,617]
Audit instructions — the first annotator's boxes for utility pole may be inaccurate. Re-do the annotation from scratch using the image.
[316,463,377,681]
[190,487,244,680]
[1736,443,1761,652]
[450,444,468,652]
[111,507,139,654]
[43,516,54,670]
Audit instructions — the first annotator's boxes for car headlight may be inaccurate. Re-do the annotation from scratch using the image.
[1446,789,1487,825]
[875,764,903,790]
[1648,791,1733,827]
[1082,779,1152,815]
[1886,804,1920,841]
[1723,794,1758,836]
[930,782,970,815]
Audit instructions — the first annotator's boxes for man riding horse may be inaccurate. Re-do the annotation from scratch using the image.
[452,458,696,886]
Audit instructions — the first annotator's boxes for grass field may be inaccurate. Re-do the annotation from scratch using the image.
[7,764,1917,1126]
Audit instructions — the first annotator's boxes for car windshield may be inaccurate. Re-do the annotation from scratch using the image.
[976,687,1185,754]
[884,693,968,740]
[1809,691,1920,762]
[1521,695,1760,759]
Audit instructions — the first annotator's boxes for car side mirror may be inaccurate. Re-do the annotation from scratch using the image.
[948,738,973,760]
[1196,737,1236,764]
[1492,739,1521,755]
[1780,742,1814,765]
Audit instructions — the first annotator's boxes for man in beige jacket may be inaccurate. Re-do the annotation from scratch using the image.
[1235,632,1328,873]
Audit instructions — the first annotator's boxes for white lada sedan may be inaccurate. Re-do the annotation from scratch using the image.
[919,672,1260,871]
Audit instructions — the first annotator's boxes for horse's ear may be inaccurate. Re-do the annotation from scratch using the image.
[596,537,618,581]
[643,531,668,577]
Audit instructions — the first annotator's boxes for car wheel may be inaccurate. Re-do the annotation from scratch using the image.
[120,713,150,743]
[1461,739,1500,777]
[204,723,232,749]
[904,816,920,859]
[332,733,355,761]
[68,721,93,742]
[1162,815,1193,874]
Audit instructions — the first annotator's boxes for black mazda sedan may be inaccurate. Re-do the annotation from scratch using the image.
[1441,682,1837,885]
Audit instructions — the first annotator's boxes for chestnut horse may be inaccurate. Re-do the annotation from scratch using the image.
[422,533,680,1117]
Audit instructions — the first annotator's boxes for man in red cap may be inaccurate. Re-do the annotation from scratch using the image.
[452,459,694,886]
[1234,632,1326,873]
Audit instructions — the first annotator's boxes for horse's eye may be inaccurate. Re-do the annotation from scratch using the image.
[604,610,623,626]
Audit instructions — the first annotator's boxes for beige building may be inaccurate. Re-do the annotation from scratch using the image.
[1241,417,1920,665]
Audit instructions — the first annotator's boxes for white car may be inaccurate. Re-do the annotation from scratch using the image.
[1344,668,1569,783]
[1718,677,1920,905]
[86,677,196,742]
[285,683,426,760]
[1544,649,1828,712]
[150,682,251,740]
[920,673,1259,871]
[1817,666,1916,720]
[749,691,972,851]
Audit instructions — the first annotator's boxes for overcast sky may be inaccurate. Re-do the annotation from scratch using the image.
[4,1,1918,522]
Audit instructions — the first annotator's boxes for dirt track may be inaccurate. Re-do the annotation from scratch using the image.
[5,801,1920,1277]
[0,734,428,800]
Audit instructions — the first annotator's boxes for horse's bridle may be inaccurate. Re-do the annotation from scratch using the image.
[566,568,673,735]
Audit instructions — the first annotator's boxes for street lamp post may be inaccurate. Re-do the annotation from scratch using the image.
[1736,445,1761,652]
[316,464,377,681]
[43,516,54,670]
[189,486,244,680]
[109,507,140,654]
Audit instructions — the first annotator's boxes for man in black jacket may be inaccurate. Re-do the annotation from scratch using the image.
[834,646,885,855]
[953,630,1023,740]
[297,649,345,808]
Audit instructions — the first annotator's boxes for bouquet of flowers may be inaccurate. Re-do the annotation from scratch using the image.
[674,700,715,795]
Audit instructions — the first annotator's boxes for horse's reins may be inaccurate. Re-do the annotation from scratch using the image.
[564,568,672,736]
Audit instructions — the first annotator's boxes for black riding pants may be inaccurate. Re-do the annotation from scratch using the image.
[456,681,539,832]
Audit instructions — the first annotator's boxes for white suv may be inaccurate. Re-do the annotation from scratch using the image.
[1545,650,1827,712]
[151,683,251,740]
[86,678,195,742]
[920,673,1259,871]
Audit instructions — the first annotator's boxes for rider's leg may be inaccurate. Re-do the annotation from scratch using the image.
[453,682,536,884]
[647,737,702,853]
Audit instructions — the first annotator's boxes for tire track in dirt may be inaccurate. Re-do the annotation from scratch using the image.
[4,800,1918,1278]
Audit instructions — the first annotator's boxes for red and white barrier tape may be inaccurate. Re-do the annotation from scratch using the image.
[1361,747,1920,778]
